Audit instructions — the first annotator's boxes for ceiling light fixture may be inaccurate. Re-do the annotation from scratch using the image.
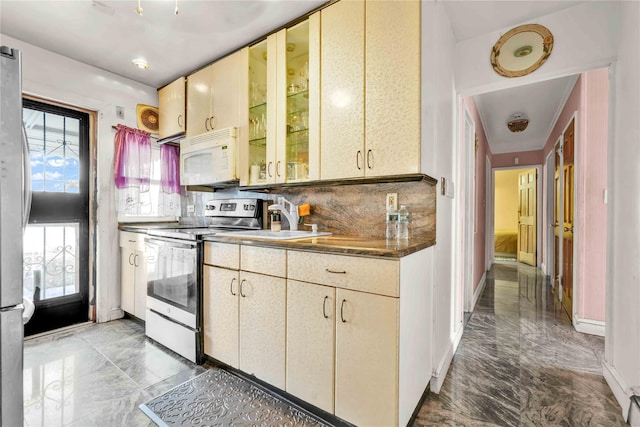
[507,113,529,133]
[135,0,180,16]
[132,58,150,70]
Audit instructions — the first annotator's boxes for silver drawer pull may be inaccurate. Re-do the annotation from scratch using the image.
[240,279,247,298]
[325,268,346,274]
[340,299,347,323]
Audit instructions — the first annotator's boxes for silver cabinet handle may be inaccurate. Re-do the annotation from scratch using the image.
[268,161,273,178]
[177,114,183,129]
[230,277,237,296]
[356,150,362,170]
[340,299,347,323]
[128,253,134,266]
[323,296,329,319]
[210,115,216,130]
[133,254,139,267]
[276,160,282,177]
[240,279,247,297]
[326,268,346,274]
[367,149,373,169]
[205,117,210,131]
[21,124,32,229]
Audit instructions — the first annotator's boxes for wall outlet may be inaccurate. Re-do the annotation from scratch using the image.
[187,204,195,213]
[386,193,398,211]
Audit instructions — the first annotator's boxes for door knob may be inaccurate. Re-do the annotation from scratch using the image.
[563,226,573,233]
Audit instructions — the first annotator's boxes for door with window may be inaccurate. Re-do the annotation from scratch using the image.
[22,99,90,336]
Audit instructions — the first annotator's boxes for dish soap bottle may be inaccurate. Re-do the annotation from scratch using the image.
[270,212,281,232]
[397,205,409,241]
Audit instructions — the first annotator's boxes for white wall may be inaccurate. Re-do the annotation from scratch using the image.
[0,34,158,323]
[455,2,622,97]
[421,1,460,393]
[604,0,640,421]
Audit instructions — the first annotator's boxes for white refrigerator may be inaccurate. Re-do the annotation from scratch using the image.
[0,45,30,426]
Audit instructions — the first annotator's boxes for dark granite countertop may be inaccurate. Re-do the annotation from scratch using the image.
[203,234,436,259]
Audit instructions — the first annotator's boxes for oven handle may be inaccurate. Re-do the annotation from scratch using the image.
[144,237,198,250]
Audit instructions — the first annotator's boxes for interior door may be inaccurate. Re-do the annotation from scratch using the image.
[554,144,563,297]
[22,98,90,336]
[562,119,575,319]
[517,169,537,266]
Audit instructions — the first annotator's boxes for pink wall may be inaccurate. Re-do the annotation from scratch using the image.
[542,69,608,322]
[464,97,491,291]
[492,150,544,168]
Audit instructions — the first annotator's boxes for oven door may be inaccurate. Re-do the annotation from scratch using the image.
[145,237,198,327]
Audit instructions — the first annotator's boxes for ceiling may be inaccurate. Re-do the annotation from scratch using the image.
[0,0,327,88]
[473,75,579,154]
[1,0,585,155]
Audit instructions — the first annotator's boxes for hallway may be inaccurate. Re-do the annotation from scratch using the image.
[414,261,626,426]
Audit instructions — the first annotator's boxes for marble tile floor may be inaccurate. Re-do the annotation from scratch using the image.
[413,261,627,427]
[23,319,206,427]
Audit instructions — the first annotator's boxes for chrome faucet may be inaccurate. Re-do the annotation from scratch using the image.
[268,197,299,231]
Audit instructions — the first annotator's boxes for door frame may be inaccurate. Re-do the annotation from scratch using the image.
[561,112,579,321]
[485,155,493,271]
[490,165,543,268]
[461,106,475,312]
[543,142,559,278]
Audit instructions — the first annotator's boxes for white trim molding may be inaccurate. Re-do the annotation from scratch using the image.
[430,324,464,393]
[573,315,605,337]
[472,272,487,311]
[603,360,632,422]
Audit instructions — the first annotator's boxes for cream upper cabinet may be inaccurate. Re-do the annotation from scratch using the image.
[335,288,399,427]
[286,280,335,413]
[158,76,186,140]
[321,0,421,180]
[186,49,249,137]
[203,265,239,368]
[242,14,320,186]
[238,270,286,389]
[320,0,365,180]
[365,0,421,176]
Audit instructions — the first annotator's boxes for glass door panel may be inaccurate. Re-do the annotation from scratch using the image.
[248,40,268,185]
[285,21,310,182]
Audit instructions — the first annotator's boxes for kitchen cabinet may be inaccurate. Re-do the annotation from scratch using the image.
[186,49,249,137]
[158,76,186,141]
[119,231,147,320]
[335,288,398,426]
[242,14,320,186]
[286,280,335,413]
[321,0,420,179]
[202,242,286,388]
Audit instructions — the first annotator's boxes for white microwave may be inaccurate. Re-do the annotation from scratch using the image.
[180,127,237,186]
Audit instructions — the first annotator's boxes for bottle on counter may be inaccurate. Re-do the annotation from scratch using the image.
[385,207,398,241]
[270,212,282,232]
[397,205,409,241]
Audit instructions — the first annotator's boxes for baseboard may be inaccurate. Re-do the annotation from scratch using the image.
[603,360,631,422]
[430,324,464,393]
[573,316,605,336]
[472,272,487,311]
[109,308,125,322]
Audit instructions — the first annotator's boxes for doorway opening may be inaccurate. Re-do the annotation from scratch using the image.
[22,98,91,336]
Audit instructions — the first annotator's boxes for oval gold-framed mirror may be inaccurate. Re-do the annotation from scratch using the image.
[490,24,554,78]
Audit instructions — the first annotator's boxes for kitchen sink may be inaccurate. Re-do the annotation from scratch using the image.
[215,229,331,240]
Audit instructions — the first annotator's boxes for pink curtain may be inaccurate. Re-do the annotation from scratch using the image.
[113,124,151,191]
[160,144,181,194]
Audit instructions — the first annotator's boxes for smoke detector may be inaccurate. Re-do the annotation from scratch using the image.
[507,113,529,133]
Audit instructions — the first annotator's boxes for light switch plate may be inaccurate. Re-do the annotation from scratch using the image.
[187,204,195,213]
[386,193,397,211]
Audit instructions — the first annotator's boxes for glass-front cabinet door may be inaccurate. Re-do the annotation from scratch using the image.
[245,13,319,186]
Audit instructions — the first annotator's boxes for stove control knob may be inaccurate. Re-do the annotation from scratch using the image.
[244,204,249,210]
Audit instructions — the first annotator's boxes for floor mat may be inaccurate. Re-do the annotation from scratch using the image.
[139,367,330,427]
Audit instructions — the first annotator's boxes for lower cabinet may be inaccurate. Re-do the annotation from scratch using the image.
[119,231,147,320]
[286,280,335,413]
[203,243,286,389]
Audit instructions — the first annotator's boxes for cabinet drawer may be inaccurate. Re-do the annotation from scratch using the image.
[119,231,144,250]
[241,246,286,277]
[204,242,240,269]
[288,251,399,297]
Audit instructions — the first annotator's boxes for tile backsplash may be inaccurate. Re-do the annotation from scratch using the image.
[185,180,436,240]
